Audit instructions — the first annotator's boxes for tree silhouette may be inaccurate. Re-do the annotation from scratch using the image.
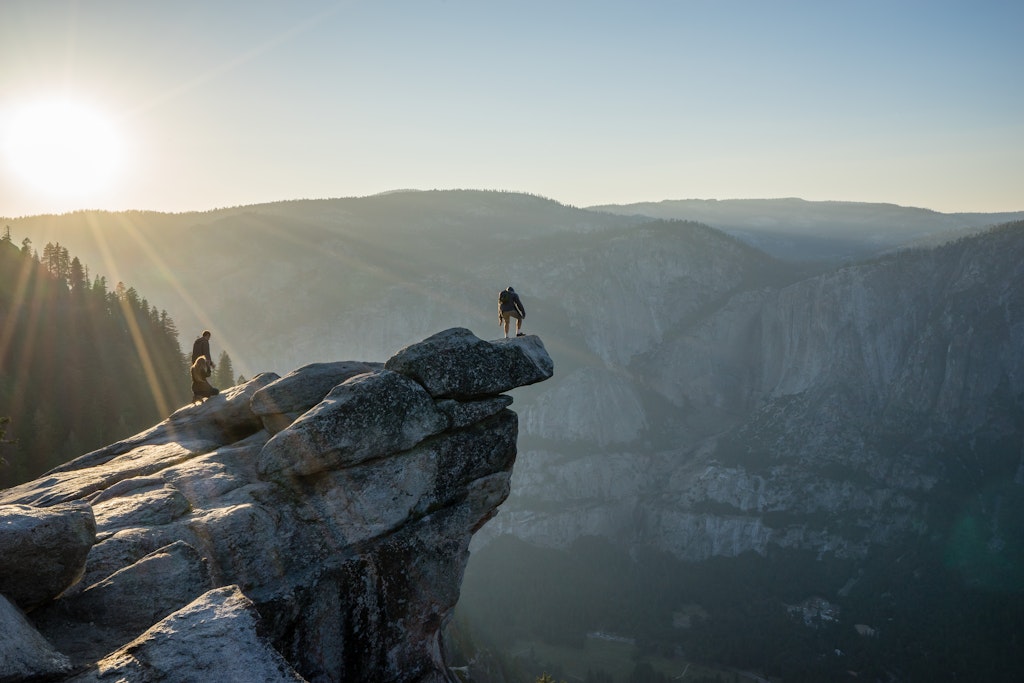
[213,350,235,389]
[0,235,190,488]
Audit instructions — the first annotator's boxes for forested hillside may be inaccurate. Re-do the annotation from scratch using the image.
[0,231,190,487]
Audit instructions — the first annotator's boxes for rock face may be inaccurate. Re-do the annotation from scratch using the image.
[1,594,72,682]
[0,328,553,683]
[481,221,1024,566]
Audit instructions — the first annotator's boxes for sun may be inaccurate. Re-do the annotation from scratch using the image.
[2,97,125,200]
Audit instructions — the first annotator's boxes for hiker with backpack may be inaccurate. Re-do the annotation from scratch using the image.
[498,286,526,338]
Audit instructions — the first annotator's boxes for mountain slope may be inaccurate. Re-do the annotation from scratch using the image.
[487,221,1024,560]
[590,197,1024,261]
[460,220,1024,681]
[7,192,650,375]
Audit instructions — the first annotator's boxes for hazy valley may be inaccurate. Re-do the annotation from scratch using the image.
[6,190,1024,681]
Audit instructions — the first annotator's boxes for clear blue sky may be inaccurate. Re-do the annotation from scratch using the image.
[1,0,1022,217]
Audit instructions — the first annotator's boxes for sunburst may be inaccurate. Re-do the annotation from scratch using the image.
[2,97,124,200]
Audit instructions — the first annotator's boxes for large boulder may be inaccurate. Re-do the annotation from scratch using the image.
[63,540,212,637]
[257,369,449,478]
[251,361,382,435]
[66,586,306,683]
[385,327,554,398]
[0,502,96,611]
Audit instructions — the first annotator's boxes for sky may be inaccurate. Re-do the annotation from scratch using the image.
[1,0,1022,218]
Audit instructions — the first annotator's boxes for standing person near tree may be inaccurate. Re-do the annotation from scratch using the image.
[498,286,526,338]
[191,330,215,370]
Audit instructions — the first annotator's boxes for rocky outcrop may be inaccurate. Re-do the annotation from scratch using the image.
[0,328,553,683]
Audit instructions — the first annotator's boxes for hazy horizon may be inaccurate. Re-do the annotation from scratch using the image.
[2,1,1023,218]
[4,189,1024,224]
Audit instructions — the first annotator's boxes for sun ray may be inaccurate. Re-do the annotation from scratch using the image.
[0,251,47,427]
[0,248,37,372]
[78,212,185,416]
[111,284,174,419]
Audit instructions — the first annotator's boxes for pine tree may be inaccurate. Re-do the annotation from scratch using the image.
[214,351,235,389]
[69,256,88,292]
[42,242,71,284]
[92,275,108,298]
[0,230,191,487]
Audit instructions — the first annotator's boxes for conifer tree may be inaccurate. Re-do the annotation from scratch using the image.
[69,256,87,292]
[214,351,235,389]
[0,231,191,488]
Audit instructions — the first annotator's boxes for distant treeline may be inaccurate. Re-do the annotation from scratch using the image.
[0,229,201,488]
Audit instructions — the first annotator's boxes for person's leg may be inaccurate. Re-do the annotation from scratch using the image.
[501,312,510,337]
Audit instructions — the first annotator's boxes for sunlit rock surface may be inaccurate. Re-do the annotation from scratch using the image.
[0,328,552,683]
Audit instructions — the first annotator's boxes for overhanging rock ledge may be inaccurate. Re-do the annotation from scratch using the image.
[0,327,553,683]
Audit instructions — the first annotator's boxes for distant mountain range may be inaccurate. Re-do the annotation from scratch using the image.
[7,192,1019,376]
[7,191,1024,679]
[589,197,1024,261]
[8,189,1021,558]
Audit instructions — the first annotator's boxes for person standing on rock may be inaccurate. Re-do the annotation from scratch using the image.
[498,286,526,338]
[191,330,216,370]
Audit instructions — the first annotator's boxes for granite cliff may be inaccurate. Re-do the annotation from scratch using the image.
[488,221,1024,567]
[0,328,553,683]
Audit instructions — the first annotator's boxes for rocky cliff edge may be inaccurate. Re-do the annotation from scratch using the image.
[0,328,553,683]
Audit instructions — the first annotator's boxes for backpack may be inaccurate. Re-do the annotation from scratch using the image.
[498,290,511,305]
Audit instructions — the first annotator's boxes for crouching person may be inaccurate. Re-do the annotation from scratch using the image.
[190,355,220,403]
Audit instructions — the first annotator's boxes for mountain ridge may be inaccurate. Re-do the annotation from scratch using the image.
[5,191,1023,678]
[590,196,1024,261]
